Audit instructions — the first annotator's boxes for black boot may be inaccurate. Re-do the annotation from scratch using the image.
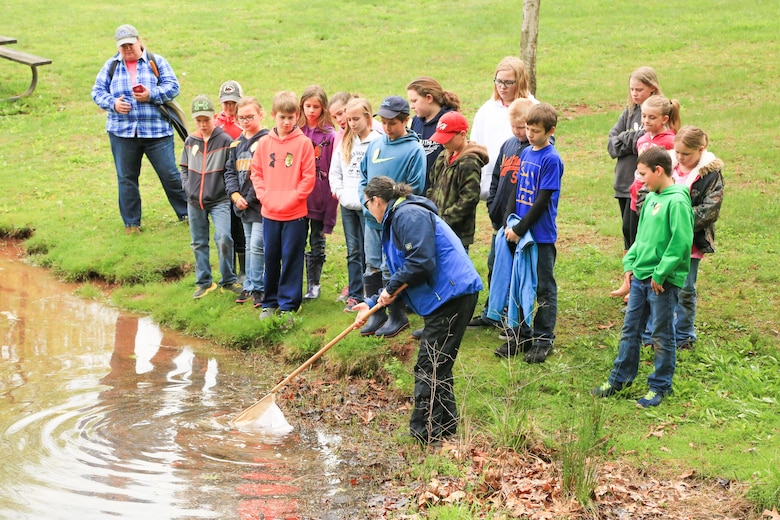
[303,253,324,300]
[374,298,410,338]
[360,273,387,336]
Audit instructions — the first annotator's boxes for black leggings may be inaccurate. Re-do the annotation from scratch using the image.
[618,197,638,251]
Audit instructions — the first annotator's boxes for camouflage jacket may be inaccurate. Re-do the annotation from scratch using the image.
[425,142,488,247]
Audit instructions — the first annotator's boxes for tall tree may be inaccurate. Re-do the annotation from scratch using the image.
[520,0,540,96]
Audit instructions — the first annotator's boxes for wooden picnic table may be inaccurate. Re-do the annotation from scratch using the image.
[0,35,51,101]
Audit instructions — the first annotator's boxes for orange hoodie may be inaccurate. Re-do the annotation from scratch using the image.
[250,127,316,221]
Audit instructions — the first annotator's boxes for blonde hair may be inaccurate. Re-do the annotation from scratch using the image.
[492,56,531,101]
[674,125,709,150]
[341,97,373,163]
[237,96,263,114]
[627,66,663,116]
[271,91,298,115]
[642,95,681,133]
[328,91,354,110]
[298,85,333,130]
[508,97,535,123]
[406,76,461,111]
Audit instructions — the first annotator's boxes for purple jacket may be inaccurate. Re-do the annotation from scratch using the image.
[302,125,339,233]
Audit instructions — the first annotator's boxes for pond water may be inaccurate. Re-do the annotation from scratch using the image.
[0,242,366,519]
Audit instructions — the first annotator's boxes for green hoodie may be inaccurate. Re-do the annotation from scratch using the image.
[624,184,693,287]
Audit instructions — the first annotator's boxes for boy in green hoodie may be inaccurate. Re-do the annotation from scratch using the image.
[592,146,693,408]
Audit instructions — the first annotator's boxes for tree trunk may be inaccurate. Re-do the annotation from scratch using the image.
[521,0,540,96]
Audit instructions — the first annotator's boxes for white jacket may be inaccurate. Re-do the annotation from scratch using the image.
[470,95,537,200]
[329,129,383,210]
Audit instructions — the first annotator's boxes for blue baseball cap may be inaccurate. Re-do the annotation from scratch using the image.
[374,96,409,118]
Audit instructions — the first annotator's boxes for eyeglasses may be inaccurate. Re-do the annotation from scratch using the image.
[238,114,256,122]
[494,78,517,88]
[363,196,372,210]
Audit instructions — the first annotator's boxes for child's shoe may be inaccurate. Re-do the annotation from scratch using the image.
[235,290,251,304]
[252,291,264,309]
[259,307,278,320]
[591,380,631,398]
[637,390,664,408]
[193,282,217,299]
[524,343,553,364]
[343,297,360,312]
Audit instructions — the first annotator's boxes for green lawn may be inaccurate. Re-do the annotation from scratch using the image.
[2,0,779,514]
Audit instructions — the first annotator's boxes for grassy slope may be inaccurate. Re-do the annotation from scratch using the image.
[2,0,779,510]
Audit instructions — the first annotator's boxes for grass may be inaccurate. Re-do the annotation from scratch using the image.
[2,0,779,515]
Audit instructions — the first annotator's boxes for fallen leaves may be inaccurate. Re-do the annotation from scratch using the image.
[367,440,757,519]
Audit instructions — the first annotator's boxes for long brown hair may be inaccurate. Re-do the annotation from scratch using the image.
[406,76,460,111]
[297,85,334,130]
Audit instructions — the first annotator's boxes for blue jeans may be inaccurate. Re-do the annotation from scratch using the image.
[242,221,264,293]
[187,201,236,288]
[341,206,365,300]
[642,257,700,346]
[675,257,699,345]
[263,217,307,311]
[108,133,188,227]
[609,276,679,395]
[363,225,388,278]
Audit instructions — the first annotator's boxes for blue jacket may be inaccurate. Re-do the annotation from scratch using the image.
[486,214,538,328]
[367,195,482,316]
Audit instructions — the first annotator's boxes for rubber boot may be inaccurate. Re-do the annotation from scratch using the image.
[236,252,247,284]
[360,273,387,336]
[303,253,324,300]
[374,298,410,338]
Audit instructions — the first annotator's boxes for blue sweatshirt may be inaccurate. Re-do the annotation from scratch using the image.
[359,130,426,230]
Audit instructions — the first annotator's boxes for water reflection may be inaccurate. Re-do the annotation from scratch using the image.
[0,244,361,519]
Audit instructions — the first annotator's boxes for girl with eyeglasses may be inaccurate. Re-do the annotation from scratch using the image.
[470,56,538,201]
[223,96,270,309]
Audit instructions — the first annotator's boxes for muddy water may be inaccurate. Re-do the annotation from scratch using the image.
[0,243,363,519]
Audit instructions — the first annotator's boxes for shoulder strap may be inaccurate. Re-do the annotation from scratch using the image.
[107,50,160,83]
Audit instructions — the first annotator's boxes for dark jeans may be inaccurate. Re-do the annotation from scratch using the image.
[262,217,307,311]
[307,218,326,260]
[411,292,479,444]
[108,133,187,227]
[515,242,557,347]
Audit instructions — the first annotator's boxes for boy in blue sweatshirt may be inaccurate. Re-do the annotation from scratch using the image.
[358,96,426,338]
[592,146,693,407]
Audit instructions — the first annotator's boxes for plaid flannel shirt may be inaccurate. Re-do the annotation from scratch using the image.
[91,49,180,138]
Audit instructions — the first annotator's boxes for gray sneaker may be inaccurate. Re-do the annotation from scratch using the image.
[221,282,243,295]
[259,307,278,320]
[193,282,217,299]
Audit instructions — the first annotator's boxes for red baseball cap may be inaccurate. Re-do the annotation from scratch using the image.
[430,111,469,144]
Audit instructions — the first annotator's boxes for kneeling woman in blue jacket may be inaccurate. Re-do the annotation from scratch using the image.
[354,176,483,444]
